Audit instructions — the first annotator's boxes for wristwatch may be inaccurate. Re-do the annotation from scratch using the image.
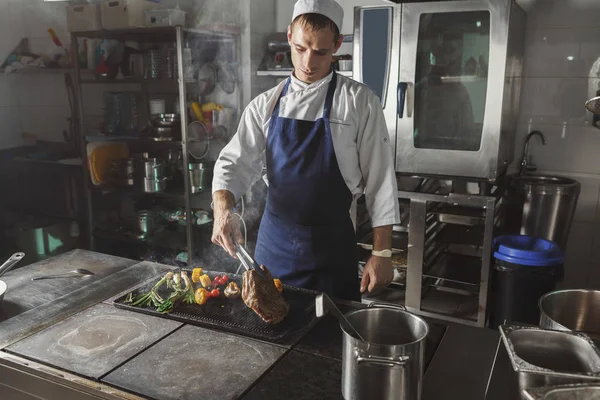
[372,249,392,258]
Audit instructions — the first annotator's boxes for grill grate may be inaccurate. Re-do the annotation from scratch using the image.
[113,270,318,343]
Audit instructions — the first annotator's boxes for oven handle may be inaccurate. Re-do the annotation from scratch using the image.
[397,82,408,118]
[397,81,414,119]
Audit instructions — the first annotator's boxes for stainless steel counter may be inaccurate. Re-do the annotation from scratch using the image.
[0,250,509,400]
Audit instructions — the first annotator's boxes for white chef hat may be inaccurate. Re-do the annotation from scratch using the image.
[292,0,344,32]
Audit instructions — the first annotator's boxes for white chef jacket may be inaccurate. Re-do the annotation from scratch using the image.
[212,71,400,228]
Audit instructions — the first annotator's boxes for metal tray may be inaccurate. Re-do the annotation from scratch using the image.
[433,205,485,226]
[523,384,600,400]
[113,270,319,344]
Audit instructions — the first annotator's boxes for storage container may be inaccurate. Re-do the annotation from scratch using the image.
[490,235,564,329]
[101,0,159,30]
[67,4,102,32]
[145,9,186,27]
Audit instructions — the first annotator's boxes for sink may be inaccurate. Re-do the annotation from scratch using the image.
[510,175,580,188]
[505,174,581,250]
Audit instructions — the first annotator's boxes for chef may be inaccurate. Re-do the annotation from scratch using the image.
[211,0,400,301]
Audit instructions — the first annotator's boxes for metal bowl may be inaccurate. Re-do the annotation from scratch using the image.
[150,113,180,128]
[539,289,600,341]
[150,126,180,139]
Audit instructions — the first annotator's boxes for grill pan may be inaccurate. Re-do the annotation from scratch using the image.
[113,270,319,343]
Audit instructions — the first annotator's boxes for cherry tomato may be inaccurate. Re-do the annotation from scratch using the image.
[212,277,220,287]
[220,275,229,284]
[210,288,220,298]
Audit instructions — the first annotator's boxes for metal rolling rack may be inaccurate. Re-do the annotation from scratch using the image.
[401,184,504,327]
[70,26,241,263]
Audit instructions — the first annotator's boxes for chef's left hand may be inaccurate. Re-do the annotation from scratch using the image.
[360,255,394,293]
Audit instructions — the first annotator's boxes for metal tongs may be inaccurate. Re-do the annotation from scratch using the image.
[235,242,267,278]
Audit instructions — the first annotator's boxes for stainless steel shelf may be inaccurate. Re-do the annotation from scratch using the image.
[94,185,186,199]
[72,26,238,43]
[94,228,187,251]
[79,77,188,85]
[361,286,479,325]
[437,224,485,247]
[432,205,485,226]
[85,135,182,145]
[73,25,243,264]
[424,253,481,288]
[0,68,80,74]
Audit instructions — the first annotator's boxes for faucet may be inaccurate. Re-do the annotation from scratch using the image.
[519,130,547,176]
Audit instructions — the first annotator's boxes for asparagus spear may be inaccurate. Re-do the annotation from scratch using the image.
[181,271,195,305]
[158,271,185,313]
[126,272,173,308]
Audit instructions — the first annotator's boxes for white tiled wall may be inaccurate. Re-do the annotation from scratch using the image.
[0,0,70,149]
[515,0,600,288]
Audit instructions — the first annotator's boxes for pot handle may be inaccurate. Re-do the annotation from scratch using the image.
[367,302,407,311]
[355,349,410,368]
[354,349,412,395]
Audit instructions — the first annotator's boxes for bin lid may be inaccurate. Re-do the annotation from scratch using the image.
[493,235,565,267]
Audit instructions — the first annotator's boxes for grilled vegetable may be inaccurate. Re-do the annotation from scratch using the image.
[210,288,221,298]
[181,271,195,305]
[191,268,203,283]
[199,274,212,289]
[126,272,173,308]
[224,282,240,299]
[158,272,185,313]
[195,288,210,305]
[212,275,228,286]
[273,279,283,294]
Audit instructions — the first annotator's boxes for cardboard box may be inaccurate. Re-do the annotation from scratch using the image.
[101,0,159,29]
[67,3,102,32]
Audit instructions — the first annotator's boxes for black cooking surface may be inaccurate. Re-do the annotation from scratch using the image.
[113,270,318,343]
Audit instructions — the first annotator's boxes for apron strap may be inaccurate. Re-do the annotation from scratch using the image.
[323,71,337,120]
[271,78,291,119]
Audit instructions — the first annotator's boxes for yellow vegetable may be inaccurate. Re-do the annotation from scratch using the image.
[191,102,204,122]
[191,268,203,283]
[195,288,210,305]
[199,274,212,288]
[200,102,219,112]
[273,279,283,293]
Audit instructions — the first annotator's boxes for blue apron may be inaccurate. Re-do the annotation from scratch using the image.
[254,72,360,301]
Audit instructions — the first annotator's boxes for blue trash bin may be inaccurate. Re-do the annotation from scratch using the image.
[489,235,564,328]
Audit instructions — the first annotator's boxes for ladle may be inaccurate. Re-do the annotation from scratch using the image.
[31,269,95,281]
[315,293,366,343]
[0,253,25,278]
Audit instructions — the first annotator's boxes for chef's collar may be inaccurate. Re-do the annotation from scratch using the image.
[290,70,334,91]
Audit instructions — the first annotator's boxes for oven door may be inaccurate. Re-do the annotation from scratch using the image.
[353,4,400,161]
[396,0,510,180]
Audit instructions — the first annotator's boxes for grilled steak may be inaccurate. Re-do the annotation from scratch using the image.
[242,265,289,324]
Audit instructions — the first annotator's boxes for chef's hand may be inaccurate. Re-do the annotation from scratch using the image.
[211,190,243,258]
[360,255,394,293]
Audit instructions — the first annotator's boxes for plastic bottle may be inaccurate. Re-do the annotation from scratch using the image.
[182,42,194,82]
